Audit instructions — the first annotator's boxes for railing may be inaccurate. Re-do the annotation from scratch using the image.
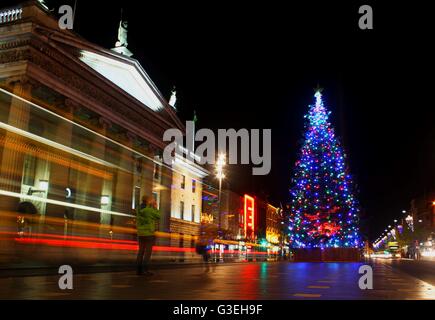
[0,8,23,24]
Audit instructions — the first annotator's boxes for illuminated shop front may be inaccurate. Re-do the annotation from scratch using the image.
[244,194,255,240]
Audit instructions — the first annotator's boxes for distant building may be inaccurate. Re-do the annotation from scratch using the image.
[200,179,251,241]
[266,204,281,245]
[200,186,249,241]
[169,149,209,236]
[221,190,244,239]
[409,191,435,232]
[201,177,219,226]
[257,198,281,244]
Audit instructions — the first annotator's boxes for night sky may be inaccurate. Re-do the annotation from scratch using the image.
[5,0,434,240]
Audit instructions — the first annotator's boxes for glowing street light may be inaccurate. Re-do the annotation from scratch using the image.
[215,153,226,229]
[216,153,226,181]
[405,214,414,232]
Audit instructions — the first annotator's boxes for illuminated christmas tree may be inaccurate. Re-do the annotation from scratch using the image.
[289,90,361,248]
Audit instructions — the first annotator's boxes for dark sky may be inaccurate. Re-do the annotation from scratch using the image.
[6,0,434,240]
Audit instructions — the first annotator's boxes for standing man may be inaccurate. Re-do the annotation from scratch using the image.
[136,195,160,275]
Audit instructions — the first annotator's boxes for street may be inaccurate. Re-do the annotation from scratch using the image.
[1,259,434,300]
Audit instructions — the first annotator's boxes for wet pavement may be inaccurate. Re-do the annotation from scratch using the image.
[0,260,434,299]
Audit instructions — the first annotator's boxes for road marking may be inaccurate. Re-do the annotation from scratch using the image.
[293,293,322,298]
[307,285,330,289]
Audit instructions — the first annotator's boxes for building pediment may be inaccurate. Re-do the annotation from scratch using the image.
[78,50,164,112]
[0,1,184,132]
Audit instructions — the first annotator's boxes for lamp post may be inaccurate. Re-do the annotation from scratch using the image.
[405,214,414,232]
[215,153,226,230]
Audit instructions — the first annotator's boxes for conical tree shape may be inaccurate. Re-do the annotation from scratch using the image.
[289,91,361,248]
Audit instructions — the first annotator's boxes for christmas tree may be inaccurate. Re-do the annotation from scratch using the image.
[289,90,361,248]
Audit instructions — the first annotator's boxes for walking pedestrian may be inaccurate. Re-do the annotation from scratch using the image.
[196,220,218,272]
[136,196,160,275]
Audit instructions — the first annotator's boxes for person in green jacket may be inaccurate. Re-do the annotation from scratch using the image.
[136,195,160,275]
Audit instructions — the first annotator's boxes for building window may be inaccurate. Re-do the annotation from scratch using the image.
[22,155,36,186]
[153,162,161,180]
[180,201,185,220]
[192,179,196,193]
[191,205,196,222]
[132,186,140,210]
[152,192,160,210]
[181,175,185,189]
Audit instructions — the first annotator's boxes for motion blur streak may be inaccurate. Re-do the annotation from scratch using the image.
[13,238,199,253]
[12,236,268,254]
[0,211,273,270]
[0,88,276,270]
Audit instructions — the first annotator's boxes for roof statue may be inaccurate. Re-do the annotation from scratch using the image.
[115,20,128,48]
[111,11,133,57]
[169,87,177,109]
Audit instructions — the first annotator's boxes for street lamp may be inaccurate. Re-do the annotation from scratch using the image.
[405,214,414,232]
[215,153,226,229]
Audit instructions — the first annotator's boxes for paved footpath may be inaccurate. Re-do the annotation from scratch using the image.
[0,260,434,299]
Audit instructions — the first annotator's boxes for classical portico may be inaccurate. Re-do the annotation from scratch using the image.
[0,1,186,234]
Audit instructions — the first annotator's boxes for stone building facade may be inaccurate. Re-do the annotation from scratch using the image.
[0,1,207,239]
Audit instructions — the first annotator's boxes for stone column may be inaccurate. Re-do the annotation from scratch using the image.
[0,78,31,211]
[45,99,75,217]
[71,114,105,226]
[159,161,172,233]
[45,99,75,237]
[110,132,135,229]
[98,118,114,230]
[138,140,154,203]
